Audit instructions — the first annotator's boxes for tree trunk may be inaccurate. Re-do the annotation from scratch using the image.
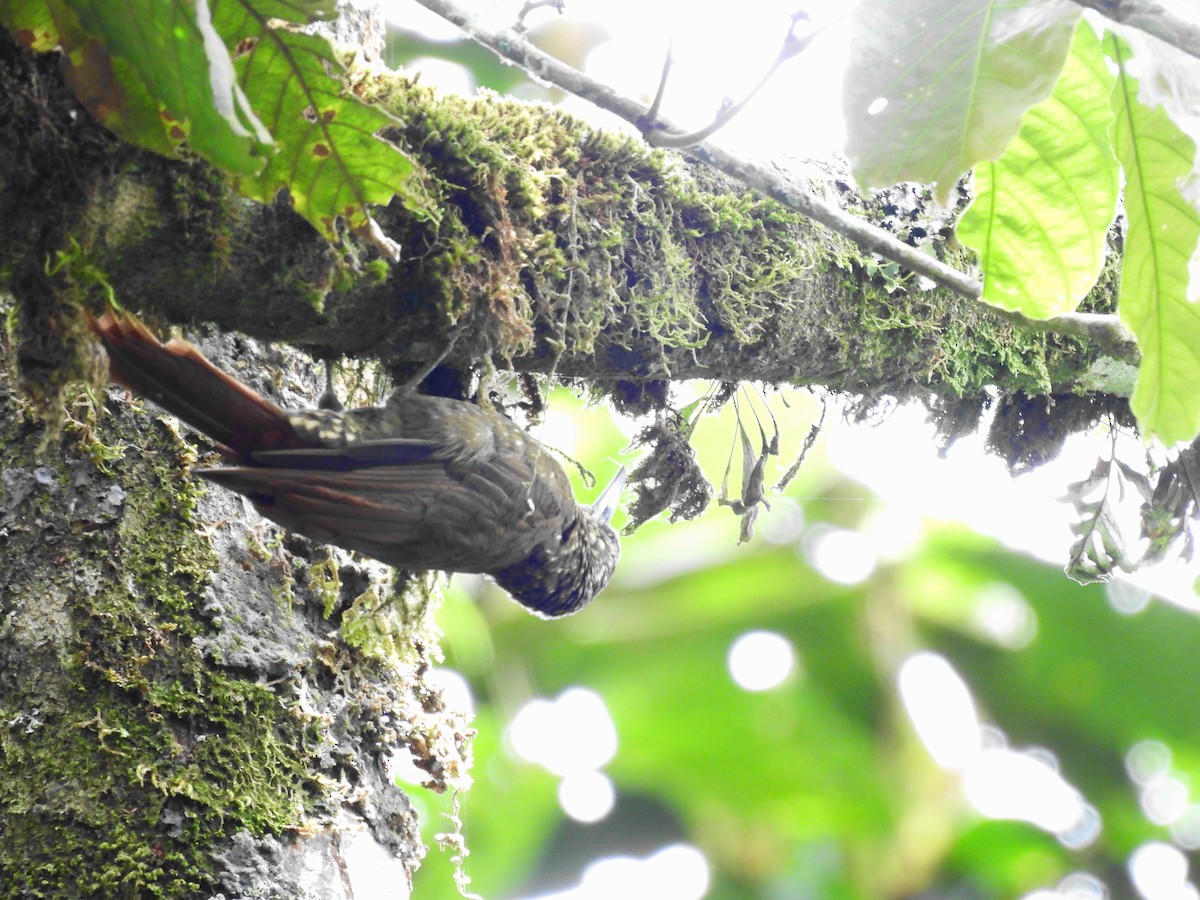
[0,318,480,896]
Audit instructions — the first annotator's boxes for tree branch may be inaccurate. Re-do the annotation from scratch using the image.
[0,25,1132,421]
[641,13,829,149]
[411,0,1137,360]
[1071,0,1200,62]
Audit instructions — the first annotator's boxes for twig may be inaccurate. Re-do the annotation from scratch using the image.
[409,0,1138,360]
[992,307,1137,354]
[640,37,673,129]
[514,0,565,32]
[643,13,832,149]
[1070,0,1200,63]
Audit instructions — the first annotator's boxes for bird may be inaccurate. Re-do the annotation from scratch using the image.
[85,306,624,618]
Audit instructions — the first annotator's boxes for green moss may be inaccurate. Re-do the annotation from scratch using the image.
[339,572,442,667]
[0,395,324,897]
[821,229,1092,405]
[346,66,824,371]
[165,165,238,272]
[309,554,342,620]
[348,63,1084,409]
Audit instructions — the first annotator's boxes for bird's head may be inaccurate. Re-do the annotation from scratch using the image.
[493,467,625,618]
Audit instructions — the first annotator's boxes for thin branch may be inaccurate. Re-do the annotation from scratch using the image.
[641,36,673,129]
[992,308,1138,353]
[644,13,832,149]
[410,0,1138,360]
[514,0,565,32]
[1071,0,1200,63]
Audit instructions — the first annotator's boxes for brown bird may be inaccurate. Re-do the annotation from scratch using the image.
[86,307,624,617]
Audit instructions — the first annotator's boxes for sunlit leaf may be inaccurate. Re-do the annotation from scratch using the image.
[844,0,1080,202]
[214,17,413,255]
[958,21,1118,317]
[55,0,288,173]
[1108,34,1200,446]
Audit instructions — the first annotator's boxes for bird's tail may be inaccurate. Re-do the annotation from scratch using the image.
[86,306,295,460]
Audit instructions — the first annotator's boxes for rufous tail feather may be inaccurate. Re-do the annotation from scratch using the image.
[86,307,296,460]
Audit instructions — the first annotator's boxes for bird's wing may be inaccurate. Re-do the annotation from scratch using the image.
[249,439,442,470]
[198,450,555,572]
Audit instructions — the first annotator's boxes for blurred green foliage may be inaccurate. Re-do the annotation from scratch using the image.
[402,388,1200,899]
[371,19,1200,894]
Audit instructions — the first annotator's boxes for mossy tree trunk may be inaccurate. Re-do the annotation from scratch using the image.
[0,22,1133,899]
[0,322,477,897]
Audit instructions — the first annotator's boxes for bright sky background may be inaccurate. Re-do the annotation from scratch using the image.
[371,3,1200,898]
[385,0,852,157]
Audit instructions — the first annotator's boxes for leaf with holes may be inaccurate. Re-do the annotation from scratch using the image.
[47,0,304,172]
[1064,454,1161,583]
[11,0,417,257]
[216,12,414,258]
[0,0,58,51]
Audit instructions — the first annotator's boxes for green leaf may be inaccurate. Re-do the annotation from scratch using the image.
[0,0,58,51]
[844,0,1080,202]
[1108,35,1200,445]
[58,0,280,174]
[957,21,1118,317]
[216,17,414,254]
[224,0,336,21]
[9,0,414,255]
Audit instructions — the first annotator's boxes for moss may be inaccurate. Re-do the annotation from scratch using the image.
[338,572,442,667]
[0,387,324,897]
[343,65,828,375]
[357,70,1047,407]
[306,553,343,620]
[164,163,240,273]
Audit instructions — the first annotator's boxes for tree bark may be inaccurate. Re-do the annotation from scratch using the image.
[0,318,480,897]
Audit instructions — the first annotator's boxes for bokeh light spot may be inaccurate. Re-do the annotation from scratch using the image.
[727,630,797,691]
[509,687,618,776]
[803,526,876,585]
[558,770,616,824]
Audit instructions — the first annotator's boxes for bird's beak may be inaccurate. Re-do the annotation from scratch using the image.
[591,466,626,524]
